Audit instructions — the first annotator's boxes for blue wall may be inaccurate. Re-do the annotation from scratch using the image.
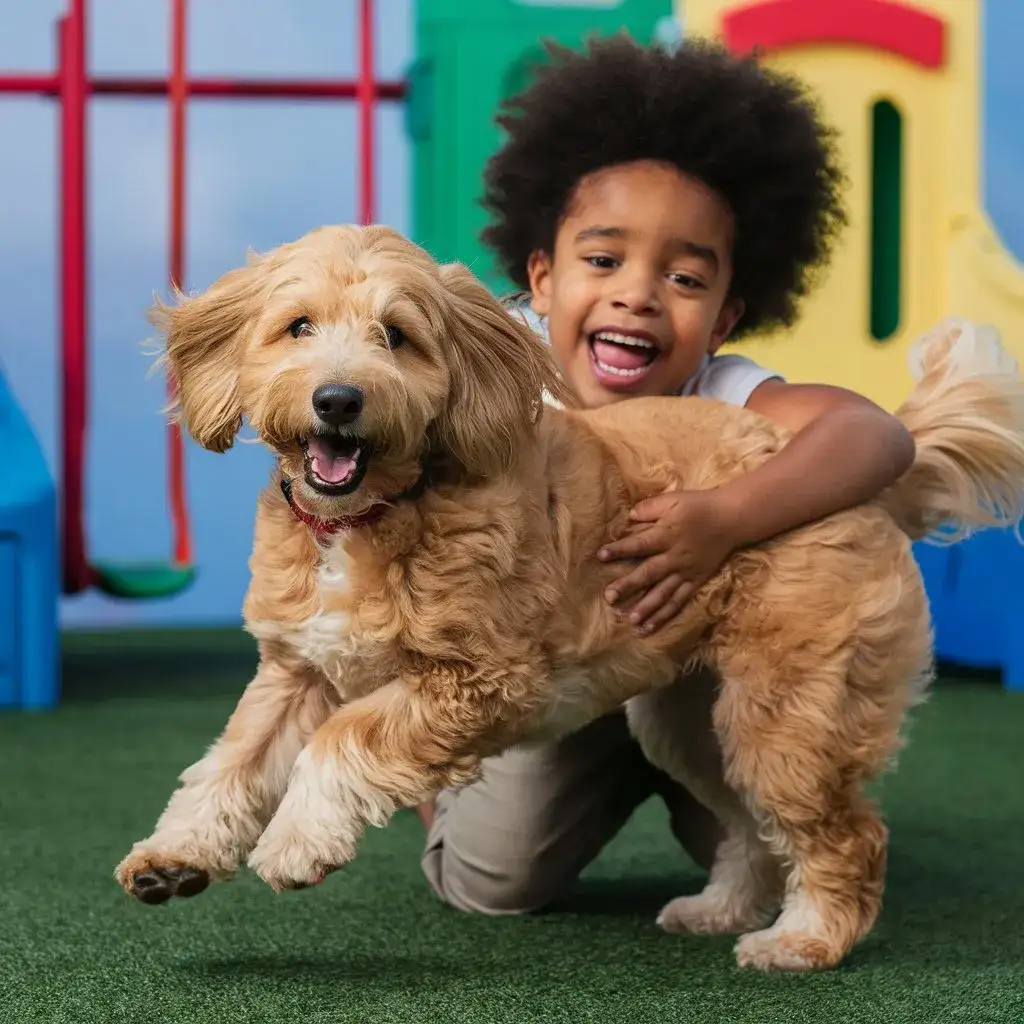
[0,0,1022,629]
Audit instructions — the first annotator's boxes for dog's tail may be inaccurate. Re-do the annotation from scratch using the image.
[883,318,1024,542]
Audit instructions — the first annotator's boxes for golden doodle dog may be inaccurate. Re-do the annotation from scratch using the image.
[115,225,1024,972]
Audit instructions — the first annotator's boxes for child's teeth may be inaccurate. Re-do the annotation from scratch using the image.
[595,359,648,377]
[594,332,655,349]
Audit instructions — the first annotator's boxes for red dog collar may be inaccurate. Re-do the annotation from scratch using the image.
[279,469,429,540]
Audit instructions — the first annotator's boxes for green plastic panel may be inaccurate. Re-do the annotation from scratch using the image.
[410,0,674,294]
[869,98,903,342]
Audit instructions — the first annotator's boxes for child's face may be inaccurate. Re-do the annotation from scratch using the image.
[527,161,743,408]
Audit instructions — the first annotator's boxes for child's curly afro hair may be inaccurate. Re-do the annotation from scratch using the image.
[480,34,846,337]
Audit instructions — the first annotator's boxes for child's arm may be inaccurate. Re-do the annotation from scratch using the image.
[719,379,916,544]
[599,381,916,634]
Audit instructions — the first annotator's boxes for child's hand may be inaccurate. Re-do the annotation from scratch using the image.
[597,490,739,636]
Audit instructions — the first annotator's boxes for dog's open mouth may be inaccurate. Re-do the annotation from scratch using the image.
[301,434,371,496]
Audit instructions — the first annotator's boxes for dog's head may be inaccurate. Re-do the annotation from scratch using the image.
[151,225,571,517]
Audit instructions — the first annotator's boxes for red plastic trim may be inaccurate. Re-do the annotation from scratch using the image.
[0,73,59,93]
[58,3,93,594]
[358,0,376,226]
[0,75,405,99]
[168,0,192,568]
[722,0,946,69]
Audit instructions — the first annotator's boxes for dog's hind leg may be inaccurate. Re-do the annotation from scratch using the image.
[115,650,334,904]
[626,671,784,936]
[732,782,887,973]
[710,648,893,973]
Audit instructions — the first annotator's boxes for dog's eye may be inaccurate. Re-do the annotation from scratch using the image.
[384,324,406,349]
[288,316,315,339]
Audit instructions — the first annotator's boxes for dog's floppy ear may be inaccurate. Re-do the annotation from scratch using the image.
[149,257,265,453]
[434,262,574,478]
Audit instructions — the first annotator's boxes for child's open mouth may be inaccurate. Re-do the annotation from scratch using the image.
[587,330,660,389]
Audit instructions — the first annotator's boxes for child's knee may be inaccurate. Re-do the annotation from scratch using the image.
[421,839,563,916]
[418,719,639,914]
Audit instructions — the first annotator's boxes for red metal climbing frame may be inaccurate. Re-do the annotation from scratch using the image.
[0,0,406,593]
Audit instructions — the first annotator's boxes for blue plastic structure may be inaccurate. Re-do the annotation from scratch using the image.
[0,368,59,710]
[915,534,1024,691]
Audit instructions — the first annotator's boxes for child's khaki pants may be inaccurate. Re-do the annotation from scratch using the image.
[421,679,721,915]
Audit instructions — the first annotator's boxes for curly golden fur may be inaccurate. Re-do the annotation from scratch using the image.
[116,225,1024,972]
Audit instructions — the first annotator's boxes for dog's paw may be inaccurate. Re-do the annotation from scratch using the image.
[734,928,838,972]
[247,817,354,892]
[657,891,772,936]
[115,850,212,905]
[247,747,365,892]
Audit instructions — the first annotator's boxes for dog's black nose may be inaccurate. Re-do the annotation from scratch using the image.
[312,383,364,426]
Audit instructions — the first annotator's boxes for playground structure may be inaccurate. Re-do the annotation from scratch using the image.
[0,0,404,602]
[675,0,1024,689]
[0,0,405,707]
[1,0,1023,708]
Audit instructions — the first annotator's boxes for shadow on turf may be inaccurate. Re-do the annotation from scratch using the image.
[190,951,464,984]
[175,826,1023,981]
[554,873,703,917]
[556,867,1019,972]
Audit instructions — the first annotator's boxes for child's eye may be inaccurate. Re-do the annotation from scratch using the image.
[669,272,705,290]
[585,255,619,270]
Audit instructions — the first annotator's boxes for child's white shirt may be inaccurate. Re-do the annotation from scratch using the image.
[679,351,783,406]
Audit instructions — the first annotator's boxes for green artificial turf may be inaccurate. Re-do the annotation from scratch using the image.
[2,629,1023,1023]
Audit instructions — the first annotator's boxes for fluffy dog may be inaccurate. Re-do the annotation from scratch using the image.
[115,225,1024,972]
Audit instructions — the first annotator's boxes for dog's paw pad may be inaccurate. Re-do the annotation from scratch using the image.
[116,854,211,905]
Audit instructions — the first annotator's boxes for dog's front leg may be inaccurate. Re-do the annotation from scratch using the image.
[115,650,334,904]
[248,678,486,891]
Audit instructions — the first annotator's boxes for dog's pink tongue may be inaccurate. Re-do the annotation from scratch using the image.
[307,437,358,483]
[591,339,655,371]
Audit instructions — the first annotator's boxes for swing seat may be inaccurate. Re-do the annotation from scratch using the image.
[92,560,195,599]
